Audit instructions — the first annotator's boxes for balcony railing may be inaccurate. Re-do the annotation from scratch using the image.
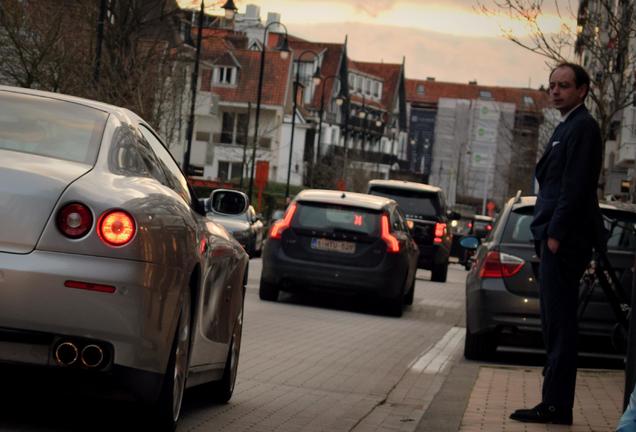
[212,133,271,149]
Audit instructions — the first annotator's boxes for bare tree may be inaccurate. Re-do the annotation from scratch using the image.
[477,0,635,146]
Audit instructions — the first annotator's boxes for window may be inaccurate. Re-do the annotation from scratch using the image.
[356,75,363,93]
[348,73,355,88]
[217,160,244,181]
[139,125,191,204]
[374,81,381,98]
[220,112,249,145]
[416,84,425,95]
[479,90,492,99]
[364,79,371,95]
[213,67,236,85]
[522,95,534,106]
[195,131,210,142]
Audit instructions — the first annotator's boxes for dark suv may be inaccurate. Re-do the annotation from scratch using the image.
[463,194,636,360]
[260,189,419,316]
[367,179,457,282]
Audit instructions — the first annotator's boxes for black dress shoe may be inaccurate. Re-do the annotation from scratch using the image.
[510,403,573,425]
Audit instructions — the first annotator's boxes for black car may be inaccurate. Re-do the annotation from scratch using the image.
[259,189,419,316]
[208,201,264,257]
[367,179,458,282]
[463,194,636,360]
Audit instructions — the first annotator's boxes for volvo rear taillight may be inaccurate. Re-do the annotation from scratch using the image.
[269,203,297,240]
[56,203,93,239]
[479,251,525,278]
[381,214,400,253]
[98,210,136,246]
[433,222,446,244]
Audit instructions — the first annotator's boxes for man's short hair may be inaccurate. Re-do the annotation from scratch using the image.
[550,62,591,98]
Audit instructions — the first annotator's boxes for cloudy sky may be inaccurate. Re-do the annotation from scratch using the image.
[186,0,579,88]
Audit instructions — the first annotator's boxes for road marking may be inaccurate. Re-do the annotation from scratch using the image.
[417,298,462,309]
[409,326,465,374]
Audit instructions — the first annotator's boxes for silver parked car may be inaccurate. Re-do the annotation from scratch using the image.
[0,86,249,430]
[208,203,264,257]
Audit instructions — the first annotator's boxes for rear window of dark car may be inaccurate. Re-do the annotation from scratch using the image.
[0,91,107,164]
[368,186,440,219]
[502,205,636,251]
[292,202,381,236]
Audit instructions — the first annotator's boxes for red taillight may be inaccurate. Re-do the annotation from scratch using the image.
[269,203,297,240]
[467,222,473,229]
[98,210,136,246]
[56,203,93,239]
[64,280,116,294]
[434,222,446,244]
[381,214,400,253]
[486,224,493,231]
[479,251,525,278]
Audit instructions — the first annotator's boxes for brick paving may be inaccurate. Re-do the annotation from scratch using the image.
[459,366,624,432]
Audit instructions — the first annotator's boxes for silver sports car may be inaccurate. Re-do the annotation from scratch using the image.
[0,85,249,430]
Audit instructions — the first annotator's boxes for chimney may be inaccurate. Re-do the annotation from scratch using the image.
[468,80,478,85]
[266,12,282,32]
[426,77,435,81]
[245,4,260,20]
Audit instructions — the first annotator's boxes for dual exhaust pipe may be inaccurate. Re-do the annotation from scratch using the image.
[54,341,106,369]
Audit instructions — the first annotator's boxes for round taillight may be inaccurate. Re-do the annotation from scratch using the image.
[98,210,136,246]
[56,203,93,239]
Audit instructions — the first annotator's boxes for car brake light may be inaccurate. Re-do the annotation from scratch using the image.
[479,251,525,278]
[269,203,297,240]
[56,203,93,239]
[433,222,446,244]
[381,214,400,253]
[98,210,135,246]
[486,224,493,231]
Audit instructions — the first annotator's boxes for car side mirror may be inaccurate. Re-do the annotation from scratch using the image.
[209,189,249,215]
[460,236,480,250]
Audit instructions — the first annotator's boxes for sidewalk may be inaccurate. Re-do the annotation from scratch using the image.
[417,359,625,432]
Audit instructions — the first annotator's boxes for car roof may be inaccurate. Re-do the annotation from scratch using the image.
[295,189,394,211]
[368,179,442,193]
[0,85,135,119]
[510,195,636,214]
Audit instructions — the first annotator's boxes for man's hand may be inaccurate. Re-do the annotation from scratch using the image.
[547,237,560,254]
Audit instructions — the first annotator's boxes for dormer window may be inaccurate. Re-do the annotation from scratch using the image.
[523,95,535,106]
[213,67,236,86]
[416,84,425,95]
[479,90,492,99]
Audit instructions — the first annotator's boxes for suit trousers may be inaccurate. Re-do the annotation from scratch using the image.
[538,239,591,410]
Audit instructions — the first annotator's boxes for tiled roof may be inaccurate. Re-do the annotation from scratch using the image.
[349,60,403,111]
[200,41,291,106]
[405,79,550,112]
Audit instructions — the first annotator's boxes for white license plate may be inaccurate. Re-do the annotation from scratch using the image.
[311,238,356,254]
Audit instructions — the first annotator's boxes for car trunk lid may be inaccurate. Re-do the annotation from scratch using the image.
[281,202,386,267]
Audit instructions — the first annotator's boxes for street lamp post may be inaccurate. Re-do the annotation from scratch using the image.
[315,75,344,166]
[286,50,322,201]
[183,0,237,175]
[247,21,290,201]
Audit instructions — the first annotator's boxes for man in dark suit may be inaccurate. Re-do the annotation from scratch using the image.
[510,63,603,425]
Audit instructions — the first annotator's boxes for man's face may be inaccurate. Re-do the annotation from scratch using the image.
[548,66,587,115]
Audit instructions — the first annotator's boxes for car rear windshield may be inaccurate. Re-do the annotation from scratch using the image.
[0,91,107,164]
[292,202,381,236]
[369,186,440,219]
[502,206,636,251]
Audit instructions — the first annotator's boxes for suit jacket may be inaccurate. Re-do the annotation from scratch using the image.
[530,104,604,248]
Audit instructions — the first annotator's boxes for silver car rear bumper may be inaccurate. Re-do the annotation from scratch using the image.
[0,250,182,375]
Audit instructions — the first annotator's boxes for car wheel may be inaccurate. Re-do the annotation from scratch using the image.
[209,306,243,403]
[152,289,191,431]
[259,280,279,301]
[431,261,448,282]
[386,287,404,317]
[404,276,415,305]
[464,327,497,360]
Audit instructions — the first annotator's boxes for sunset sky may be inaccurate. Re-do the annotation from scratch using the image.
[183,0,579,88]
